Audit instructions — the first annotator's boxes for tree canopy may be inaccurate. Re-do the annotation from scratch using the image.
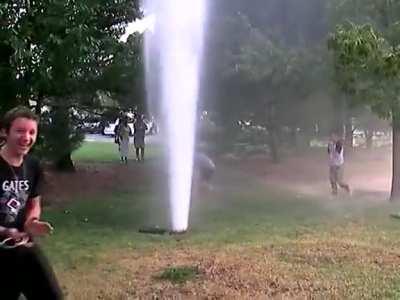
[0,0,143,169]
[328,0,400,199]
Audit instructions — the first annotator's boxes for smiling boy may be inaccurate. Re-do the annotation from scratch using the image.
[0,106,63,299]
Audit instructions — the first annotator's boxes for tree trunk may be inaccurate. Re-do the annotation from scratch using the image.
[55,153,75,172]
[0,42,16,115]
[365,130,373,149]
[300,128,313,151]
[269,129,279,163]
[345,114,353,150]
[390,118,400,200]
[266,104,280,163]
[34,94,43,116]
[290,127,298,149]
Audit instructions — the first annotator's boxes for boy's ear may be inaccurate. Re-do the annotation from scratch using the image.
[0,128,6,138]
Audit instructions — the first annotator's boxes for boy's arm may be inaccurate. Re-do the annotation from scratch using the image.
[25,196,41,223]
[0,197,43,240]
[24,196,53,236]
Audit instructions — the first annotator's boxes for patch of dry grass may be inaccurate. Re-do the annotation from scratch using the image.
[58,233,400,299]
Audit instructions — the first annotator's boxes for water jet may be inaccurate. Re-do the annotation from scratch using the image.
[143,0,207,232]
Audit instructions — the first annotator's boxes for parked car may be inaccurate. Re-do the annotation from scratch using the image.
[82,121,102,134]
[102,118,153,136]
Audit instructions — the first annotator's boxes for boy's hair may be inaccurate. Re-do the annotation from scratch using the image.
[1,106,39,133]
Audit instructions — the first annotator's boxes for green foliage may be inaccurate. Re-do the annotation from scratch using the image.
[99,33,145,110]
[3,0,136,100]
[0,0,143,168]
[329,22,400,120]
[205,4,328,147]
[329,0,400,32]
[328,0,400,198]
[37,106,84,164]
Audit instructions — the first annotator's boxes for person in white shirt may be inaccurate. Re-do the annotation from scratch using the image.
[328,132,351,196]
[116,117,131,164]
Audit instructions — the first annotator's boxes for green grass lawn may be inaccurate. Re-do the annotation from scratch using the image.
[41,141,400,298]
[71,141,118,162]
[71,140,162,162]
[43,170,400,260]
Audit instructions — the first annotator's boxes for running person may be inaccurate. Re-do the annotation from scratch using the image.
[194,152,216,191]
[328,131,351,196]
[0,106,63,299]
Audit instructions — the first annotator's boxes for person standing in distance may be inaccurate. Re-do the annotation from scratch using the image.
[133,114,148,162]
[116,117,132,164]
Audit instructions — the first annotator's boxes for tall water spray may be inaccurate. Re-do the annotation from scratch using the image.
[144,1,207,232]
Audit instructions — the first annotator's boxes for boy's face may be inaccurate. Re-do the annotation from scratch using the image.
[331,133,338,141]
[5,117,38,156]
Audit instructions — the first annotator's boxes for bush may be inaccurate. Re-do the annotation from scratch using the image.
[34,106,84,171]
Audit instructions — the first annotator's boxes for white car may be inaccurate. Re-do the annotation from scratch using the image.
[103,118,133,136]
[102,118,153,136]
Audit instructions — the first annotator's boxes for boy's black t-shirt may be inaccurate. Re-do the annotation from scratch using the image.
[0,155,43,230]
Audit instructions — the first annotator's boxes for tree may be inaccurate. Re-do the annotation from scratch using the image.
[224,23,324,161]
[0,2,24,114]
[352,106,390,149]
[329,15,400,199]
[1,0,142,170]
[202,1,330,157]
[99,33,145,111]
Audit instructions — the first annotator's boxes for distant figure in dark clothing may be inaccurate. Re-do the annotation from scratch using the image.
[113,122,120,148]
[195,153,216,182]
[134,114,148,162]
[193,152,216,191]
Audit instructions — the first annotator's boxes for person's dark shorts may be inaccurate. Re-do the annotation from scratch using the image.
[0,244,63,299]
[134,137,145,148]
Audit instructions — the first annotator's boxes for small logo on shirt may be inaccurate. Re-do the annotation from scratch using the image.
[6,198,21,214]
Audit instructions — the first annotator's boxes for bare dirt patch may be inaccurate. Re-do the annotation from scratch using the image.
[236,147,392,200]
[42,162,153,206]
[42,147,393,207]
